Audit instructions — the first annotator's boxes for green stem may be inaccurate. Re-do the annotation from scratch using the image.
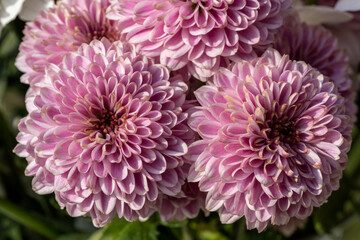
[0,198,59,239]
[0,108,25,202]
[346,133,360,177]
[181,224,192,240]
[235,220,245,240]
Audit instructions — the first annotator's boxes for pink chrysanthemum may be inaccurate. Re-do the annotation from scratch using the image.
[107,0,292,80]
[273,14,357,122]
[14,39,194,227]
[187,49,352,232]
[155,160,207,221]
[16,0,118,86]
[156,181,207,221]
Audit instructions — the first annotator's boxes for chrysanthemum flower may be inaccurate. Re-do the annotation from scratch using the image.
[107,0,292,80]
[16,0,118,86]
[156,181,207,221]
[187,49,352,232]
[14,38,194,227]
[273,14,357,121]
[155,160,207,221]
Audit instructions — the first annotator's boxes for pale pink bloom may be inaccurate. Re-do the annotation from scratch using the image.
[156,181,207,221]
[273,14,357,122]
[107,0,292,80]
[187,49,352,232]
[14,39,194,227]
[16,0,118,86]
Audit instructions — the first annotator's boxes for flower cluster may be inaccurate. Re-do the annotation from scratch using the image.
[13,0,357,235]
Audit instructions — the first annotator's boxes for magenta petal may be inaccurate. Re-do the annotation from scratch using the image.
[54,140,72,159]
[100,176,115,195]
[118,172,135,194]
[197,120,221,138]
[94,193,117,215]
[314,142,341,160]
[108,162,128,180]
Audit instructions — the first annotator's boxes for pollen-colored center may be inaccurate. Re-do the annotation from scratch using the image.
[88,106,135,148]
[266,116,300,146]
[87,27,119,42]
[94,109,122,135]
[86,27,119,43]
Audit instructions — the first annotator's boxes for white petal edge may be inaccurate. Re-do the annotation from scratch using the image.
[335,0,360,12]
[19,0,54,21]
[0,0,25,26]
[295,6,353,25]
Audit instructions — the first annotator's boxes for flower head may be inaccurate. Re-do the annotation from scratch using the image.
[107,0,292,80]
[155,160,207,221]
[14,38,194,227]
[187,49,352,231]
[16,0,118,85]
[273,14,357,121]
[156,181,207,221]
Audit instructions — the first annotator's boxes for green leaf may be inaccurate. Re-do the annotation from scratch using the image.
[341,215,360,240]
[0,198,59,239]
[56,233,92,240]
[0,217,22,240]
[160,219,187,228]
[88,228,106,240]
[198,230,228,240]
[88,219,159,240]
[0,25,19,58]
[346,129,360,177]
[312,177,351,233]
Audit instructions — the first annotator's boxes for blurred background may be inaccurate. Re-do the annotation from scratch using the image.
[1,7,360,240]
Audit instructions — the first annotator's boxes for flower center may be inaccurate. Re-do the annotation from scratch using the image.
[269,121,298,145]
[93,109,126,136]
[265,116,300,146]
[87,26,119,43]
